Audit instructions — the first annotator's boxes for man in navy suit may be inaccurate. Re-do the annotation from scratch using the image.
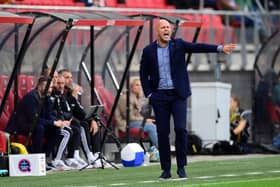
[140,19,236,179]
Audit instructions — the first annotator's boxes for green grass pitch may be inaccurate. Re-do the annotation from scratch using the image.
[1,155,280,187]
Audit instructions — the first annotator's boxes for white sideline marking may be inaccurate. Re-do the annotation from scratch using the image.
[138,180,159,183]
[106,170,280,187]
[268,170,280,173]
[194,176,215,179]
[110,183,128,186]
[219,174,239,177]
[171,178,189,181]
[245,172,264,175]
[179,176,280,186]
[64,186,97,187]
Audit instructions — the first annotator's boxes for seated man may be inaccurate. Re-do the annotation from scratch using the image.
[6,76,71,169]
[115,78,159,160]
[58,69,101,167]
[230,95,250,146]
[50,73,88,169]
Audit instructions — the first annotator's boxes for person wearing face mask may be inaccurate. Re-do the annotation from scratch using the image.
[140,19,236,179]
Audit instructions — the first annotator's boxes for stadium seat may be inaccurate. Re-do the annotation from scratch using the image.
[124,0,169,9]
[180,14,236,44]
[264,98,280,143]
[0,74,36,130]
[17,74,28,99]
[0,116,8,131]
[146,0,166,9]
[0,75,9,94]
[26,75,36,91]
[0,90,12,131]
[13,0,85,6]
[18,74,36,100]
[0,75,14,115]
[124,0,142,8]
[267,99,280,124]
[9,134,29,146]
[105,0,117,7]
[0,107,9,131]
[5,92,14,115]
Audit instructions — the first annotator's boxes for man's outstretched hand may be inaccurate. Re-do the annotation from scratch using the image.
[222,43,236,54]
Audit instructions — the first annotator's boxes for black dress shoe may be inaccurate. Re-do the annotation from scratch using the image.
[177,167,187,178]
[159,170,171,179]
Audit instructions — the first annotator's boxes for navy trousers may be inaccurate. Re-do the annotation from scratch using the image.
[150,89,188,171]
[31,124,59,154]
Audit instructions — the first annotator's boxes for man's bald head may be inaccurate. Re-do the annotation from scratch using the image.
[155,19,172,47]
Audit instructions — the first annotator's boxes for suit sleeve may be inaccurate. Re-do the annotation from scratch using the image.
[139,47,152,97]
[38,98,55,127]
[24,95,54,127]
[180,39,218,53]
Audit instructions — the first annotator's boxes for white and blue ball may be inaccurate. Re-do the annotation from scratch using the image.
[121,143,144,167]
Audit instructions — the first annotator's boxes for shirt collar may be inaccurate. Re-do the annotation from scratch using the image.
[156,40,170,48]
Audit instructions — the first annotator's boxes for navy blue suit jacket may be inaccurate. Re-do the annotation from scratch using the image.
[140,38,219,99]
[6,89,55,135]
